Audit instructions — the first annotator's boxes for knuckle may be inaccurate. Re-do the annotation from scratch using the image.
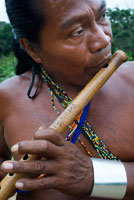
[34,128,47,140]
[35,140,46,153]
[34,131,40,139]
[38,179,48,189]
[50,129,59,138]
[50,129,65,144]
[33,161,44,173]
[17,162,25,172]
[19,142,25,151]
[37,178,58,190]
[44,140,50,153]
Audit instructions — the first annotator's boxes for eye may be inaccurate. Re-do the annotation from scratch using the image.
[70,27,84,37]
[97,10,108,25]
[101,12,107,21]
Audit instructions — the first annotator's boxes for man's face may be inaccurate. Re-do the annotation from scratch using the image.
[38,0,112,86]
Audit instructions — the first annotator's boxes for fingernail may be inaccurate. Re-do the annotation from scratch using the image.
[16,182,24,189]
[3,162,13,170]
[38,125,45,130]
[11,144,19,152]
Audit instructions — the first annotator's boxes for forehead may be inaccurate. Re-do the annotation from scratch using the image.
[45,0,105,10]
[43,0,106,24]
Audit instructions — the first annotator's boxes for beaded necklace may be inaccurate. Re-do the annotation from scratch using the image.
[40,68,118,160]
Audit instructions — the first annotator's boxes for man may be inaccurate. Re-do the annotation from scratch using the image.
[0,0,134,199]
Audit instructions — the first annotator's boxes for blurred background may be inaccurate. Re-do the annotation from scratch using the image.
[0,0,134,82]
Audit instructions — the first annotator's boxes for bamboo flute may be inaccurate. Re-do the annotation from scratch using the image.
[0,50,127,200]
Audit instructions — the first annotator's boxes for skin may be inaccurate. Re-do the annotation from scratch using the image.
[0,0,134,199]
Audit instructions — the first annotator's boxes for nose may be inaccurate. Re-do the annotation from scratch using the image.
[88,25,111,53]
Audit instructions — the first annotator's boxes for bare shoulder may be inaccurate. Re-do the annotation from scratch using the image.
[0,73,32,119]
[0,76,19,121]
[103,60,134,108]
[0,72,31,96]
[112,61,134,95]
[0,76,20,105]
[117,61,134,84]
[111,60,134,114]
[0,70,37,98]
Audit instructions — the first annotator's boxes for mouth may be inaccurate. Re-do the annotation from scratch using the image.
[84,51,112,79]
[93,57,111,70]
[85,56,111,77]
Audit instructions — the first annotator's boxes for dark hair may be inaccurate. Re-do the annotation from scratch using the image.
[5,0,47,75]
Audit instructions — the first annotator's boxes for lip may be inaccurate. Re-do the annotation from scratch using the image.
[92,56,111,72]
[84,53,111,77]
[94,57,111,69]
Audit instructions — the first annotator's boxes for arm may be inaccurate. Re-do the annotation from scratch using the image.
[0,84,12,180]
[116,61,134,199]
[124,162,134,199]
[1,128,134,199]
[0,126,11,181]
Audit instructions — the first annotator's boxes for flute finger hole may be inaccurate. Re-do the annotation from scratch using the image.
[23,154,29,160]
[9,173,14,176]
[104,63,108,68]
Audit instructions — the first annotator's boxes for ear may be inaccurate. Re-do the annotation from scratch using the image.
[19,38,42,63]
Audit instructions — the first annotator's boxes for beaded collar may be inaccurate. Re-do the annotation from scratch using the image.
[40,68,118,160]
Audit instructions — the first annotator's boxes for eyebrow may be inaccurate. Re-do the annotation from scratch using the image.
[60,15,89,30]
[60,0,107,30]
[99,0,106,12]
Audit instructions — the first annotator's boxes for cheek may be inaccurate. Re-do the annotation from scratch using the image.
[60,46,87,64]
[43,45,88,70]
[104,22,113,41]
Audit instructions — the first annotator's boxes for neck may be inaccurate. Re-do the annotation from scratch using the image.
[41,67,84,99]
[58,82,83,99]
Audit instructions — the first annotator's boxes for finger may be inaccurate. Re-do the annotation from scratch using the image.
[11,140,61,158]
[2,160,57,175]
[34,128,65,146]
[15,176,58,191]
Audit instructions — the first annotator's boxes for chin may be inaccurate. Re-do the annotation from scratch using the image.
[74,77,93,87]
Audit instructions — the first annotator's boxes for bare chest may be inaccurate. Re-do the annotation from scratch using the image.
[4,93,134,161]
[4,92,134,200]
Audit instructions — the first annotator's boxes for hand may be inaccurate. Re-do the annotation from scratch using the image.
[2,128,93,197]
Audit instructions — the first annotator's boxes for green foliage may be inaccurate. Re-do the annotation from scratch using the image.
[127,52,134,61]
[0,53,16,82]
[113,48,134,61]
[107,8,134,60]
[0,22,13,56]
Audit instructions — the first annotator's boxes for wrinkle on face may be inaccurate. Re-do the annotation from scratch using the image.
[36,0,111,86]
[44,0,106,30]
